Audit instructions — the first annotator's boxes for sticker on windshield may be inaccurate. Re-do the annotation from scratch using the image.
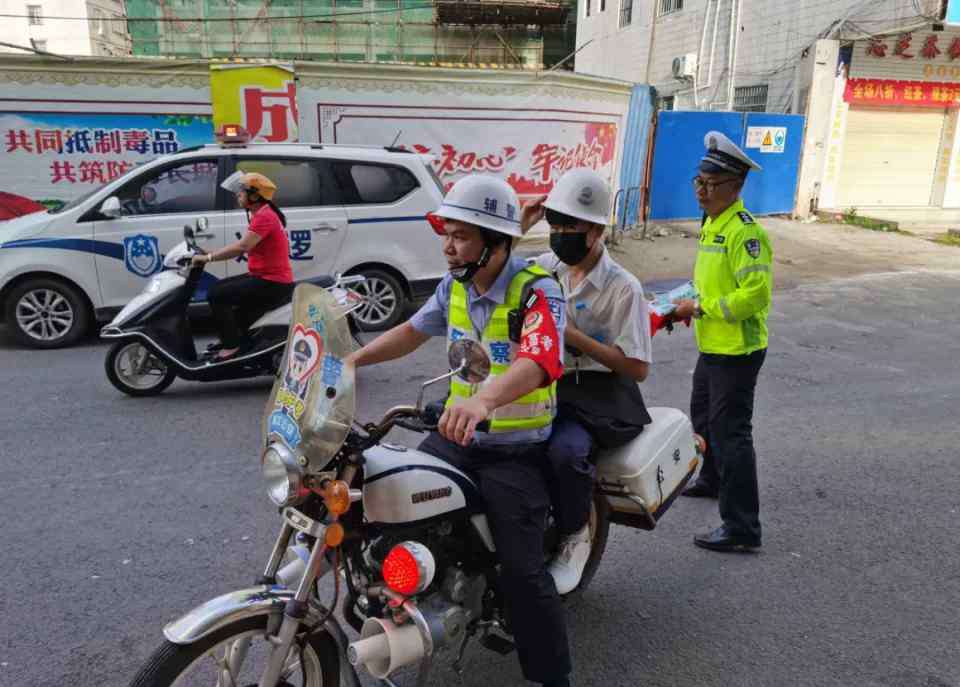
[123,234,161,277]
[307,304,326,335]
[268,409,302,448]
[275,324,323,420]
[321,354,343,388]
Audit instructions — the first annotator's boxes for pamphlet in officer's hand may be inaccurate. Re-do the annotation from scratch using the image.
[649,281,698,317]
[649,281,698,336]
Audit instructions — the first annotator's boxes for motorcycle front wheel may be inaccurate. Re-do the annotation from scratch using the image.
[129,616,340,687]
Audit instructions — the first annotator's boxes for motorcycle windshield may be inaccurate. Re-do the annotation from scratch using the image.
[262,284,357,473]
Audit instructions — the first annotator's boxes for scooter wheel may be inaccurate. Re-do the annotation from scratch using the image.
[105,340,177,397]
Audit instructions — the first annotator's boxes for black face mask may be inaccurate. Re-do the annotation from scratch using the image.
[550,232,590,266]
[449,245,491,283]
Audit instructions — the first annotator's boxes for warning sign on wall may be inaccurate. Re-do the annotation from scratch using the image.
[746,126,786,153]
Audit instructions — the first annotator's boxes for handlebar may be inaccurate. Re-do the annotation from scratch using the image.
[363,402,490,441]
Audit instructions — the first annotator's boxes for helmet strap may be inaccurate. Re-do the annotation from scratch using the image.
[450,244,491,283]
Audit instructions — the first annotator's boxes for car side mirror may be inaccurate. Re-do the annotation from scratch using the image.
[101,196,122,219]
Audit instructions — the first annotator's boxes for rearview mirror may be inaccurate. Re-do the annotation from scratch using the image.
[448,339,490,384]
[196,216,208,233]
[101,196,122,219]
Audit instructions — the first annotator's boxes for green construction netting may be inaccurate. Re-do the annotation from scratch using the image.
[126,0,575,68]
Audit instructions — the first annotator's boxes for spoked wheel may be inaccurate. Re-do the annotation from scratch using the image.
[5,278,91,349]
[105,340,176,397]
[129,616,340,687]
[351,269,405,331]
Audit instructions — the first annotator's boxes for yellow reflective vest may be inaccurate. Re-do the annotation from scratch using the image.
[694,199,773,356]
[446,265,556,433]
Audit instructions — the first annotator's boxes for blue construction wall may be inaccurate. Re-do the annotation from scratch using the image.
[615,85,655,227]
[648,111,805,220]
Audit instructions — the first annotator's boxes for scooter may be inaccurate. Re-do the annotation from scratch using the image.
[129,284,704,687]
[100,218,365,397]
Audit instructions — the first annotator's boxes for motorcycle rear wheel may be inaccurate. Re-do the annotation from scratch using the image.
[569,493,610,596]
[129,616,340,687]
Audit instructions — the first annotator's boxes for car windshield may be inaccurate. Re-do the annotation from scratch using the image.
[262,287,356,472]
[47,186,103,214]
[48,161,147,215]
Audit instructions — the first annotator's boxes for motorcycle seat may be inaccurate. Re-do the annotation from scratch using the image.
[299,274,336,288]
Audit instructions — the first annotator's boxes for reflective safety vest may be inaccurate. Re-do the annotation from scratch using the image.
[694,199,773,356]
[446,265,557,433]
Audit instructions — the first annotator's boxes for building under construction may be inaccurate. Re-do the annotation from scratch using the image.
[127,0,576,69]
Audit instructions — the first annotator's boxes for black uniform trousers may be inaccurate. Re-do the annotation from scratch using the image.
[690,349,766,542]
[419,432,572,684]
[207,274,294,348]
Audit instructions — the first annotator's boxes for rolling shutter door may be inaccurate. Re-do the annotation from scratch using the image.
[836,106,945,207]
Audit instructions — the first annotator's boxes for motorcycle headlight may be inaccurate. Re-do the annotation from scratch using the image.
[261,442,305,507]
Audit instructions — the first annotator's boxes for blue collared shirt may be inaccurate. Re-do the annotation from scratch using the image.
[410,256,566,445]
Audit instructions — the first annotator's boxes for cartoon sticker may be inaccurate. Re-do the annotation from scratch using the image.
[268,409,302,448]
[275,324,323,420]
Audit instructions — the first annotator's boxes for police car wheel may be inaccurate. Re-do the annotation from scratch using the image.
[105,341,176,397]
[5,278,91,349]
[351,269,405,332]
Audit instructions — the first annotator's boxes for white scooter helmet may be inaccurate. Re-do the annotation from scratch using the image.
[433,174,523,238]
[432,174,523,282]
[543,168,611,227]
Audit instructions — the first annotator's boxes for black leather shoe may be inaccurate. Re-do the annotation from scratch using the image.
[694,525,761,552]
[681,479,719,498]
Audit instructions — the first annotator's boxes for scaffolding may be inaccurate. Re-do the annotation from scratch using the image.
[126,0,576,69]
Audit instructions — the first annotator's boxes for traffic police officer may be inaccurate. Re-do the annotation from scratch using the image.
[675,131,773,553]
[347,175,573,686]
[521,168,653,593]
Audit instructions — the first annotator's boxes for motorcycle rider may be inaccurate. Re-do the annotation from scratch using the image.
[192,172,294,360]
[347,174,574,687]
[521,168,653,594]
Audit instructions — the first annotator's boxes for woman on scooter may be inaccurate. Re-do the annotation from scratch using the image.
[191,171,294,360]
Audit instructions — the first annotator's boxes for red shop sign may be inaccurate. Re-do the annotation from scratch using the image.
[845,78,960,107]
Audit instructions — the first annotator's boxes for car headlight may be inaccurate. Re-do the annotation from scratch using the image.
[261,442,305,507]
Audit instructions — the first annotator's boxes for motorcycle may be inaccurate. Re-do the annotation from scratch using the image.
[130,284,702,687]
[100,218,365,397]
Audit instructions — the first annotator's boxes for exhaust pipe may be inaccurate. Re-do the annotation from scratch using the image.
[347,616,426,679]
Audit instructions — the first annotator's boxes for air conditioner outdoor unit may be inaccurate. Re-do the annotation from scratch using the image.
[672,53,698,80]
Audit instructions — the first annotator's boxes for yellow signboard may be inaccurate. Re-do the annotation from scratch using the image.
[209,63,299,142]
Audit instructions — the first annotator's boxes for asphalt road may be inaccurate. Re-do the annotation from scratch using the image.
[1,268,959,687]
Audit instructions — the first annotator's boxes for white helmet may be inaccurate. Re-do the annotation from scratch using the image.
[433,174,523,238]
[543,168,611,227]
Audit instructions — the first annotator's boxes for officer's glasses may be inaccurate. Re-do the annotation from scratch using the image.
[692,176,740,193]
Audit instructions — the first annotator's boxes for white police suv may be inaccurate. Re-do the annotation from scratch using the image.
[0,140,448,348]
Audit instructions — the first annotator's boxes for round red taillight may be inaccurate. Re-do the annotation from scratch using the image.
[382,542,435,596]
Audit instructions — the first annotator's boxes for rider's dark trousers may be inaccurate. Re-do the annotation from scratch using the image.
[419,432,572,684]
[690,349,766,542]
[208,275,293,348]
[545,405,595,537]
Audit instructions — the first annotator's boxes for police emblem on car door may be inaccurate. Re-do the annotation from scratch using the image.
[122,234,162,277]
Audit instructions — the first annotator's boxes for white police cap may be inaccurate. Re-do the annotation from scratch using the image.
[700,131,762,176]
